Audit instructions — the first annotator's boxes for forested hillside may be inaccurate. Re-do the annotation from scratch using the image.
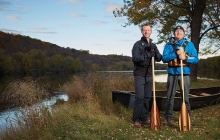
[198,56,220,70]
[0,31,166,76]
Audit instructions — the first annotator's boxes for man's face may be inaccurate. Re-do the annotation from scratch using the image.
[174,29,184,41]
[141,25,152,39]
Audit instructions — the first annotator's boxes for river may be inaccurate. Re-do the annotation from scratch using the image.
[0,93,68,132]
[97,69,220,82]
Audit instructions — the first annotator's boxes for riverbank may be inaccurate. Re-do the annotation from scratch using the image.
[0,77,64,112]
[0,73,220,139]
[0,93,68,132]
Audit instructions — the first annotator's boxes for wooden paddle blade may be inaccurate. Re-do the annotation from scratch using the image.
[179,102,191,131]
[150,101,161,130]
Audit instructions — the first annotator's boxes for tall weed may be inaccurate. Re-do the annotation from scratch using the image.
[0,77,50,109]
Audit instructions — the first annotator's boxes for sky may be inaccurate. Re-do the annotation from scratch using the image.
[0,0,217,58]
[0,0,165,57]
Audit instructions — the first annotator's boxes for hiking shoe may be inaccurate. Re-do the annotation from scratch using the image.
[162,119,169,125]
[134,121,142,128]
[142,120,150,125]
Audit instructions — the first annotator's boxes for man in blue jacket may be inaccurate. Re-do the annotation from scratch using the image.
[162,26,199,125]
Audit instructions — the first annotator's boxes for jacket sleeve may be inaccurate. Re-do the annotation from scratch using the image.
[185,42,199,64]
[162,43,177,63]
[154,45,162,62]
[132,41,149,63]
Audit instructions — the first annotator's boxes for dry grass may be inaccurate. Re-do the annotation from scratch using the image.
[0,77,50,110]
[61,75,94,104]
[0,73,220,140]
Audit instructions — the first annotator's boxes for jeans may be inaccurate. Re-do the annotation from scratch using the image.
[164,74,191,121]
[133,76,152,122]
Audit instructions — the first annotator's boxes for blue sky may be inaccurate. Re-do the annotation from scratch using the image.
[1,0,217,59]
[0,0,164,57]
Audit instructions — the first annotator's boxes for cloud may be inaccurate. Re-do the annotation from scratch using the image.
[32,27,48,31]
[70,12,86,20]
[0,0,11,6]
[92,20,108,24]
[15,6,28,11]
[61,0,80,3]
[0,0,27,12]
[37,31,57,34]
[112,17,125,23]
[105,3,122,13]
[27,27,57,34]
[0,28,21,34]
[6,16,20,20]
[60,0,83,10]
[111,29,123,32]
[0,0,12,11]
[59,24,69,27]
[104,2,126,24]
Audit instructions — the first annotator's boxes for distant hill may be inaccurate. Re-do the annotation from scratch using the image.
[0,31,131,66]
[0,30,167,75]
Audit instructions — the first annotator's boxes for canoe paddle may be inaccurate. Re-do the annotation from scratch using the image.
[179,60,191,131]
[150,56,161,130]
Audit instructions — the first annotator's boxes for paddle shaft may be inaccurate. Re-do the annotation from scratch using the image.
[150,56,161,130]
[180,60,186,127]
[180,60,185,102]
[152,57,156,126]
[179,60,191,131]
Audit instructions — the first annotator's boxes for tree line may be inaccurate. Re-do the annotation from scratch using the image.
[0,31,217,76]
[0,31,136,76]
[0,48,80,75]
[198,56,220,71]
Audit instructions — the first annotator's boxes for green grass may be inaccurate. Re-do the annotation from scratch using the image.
[0,73,220,140]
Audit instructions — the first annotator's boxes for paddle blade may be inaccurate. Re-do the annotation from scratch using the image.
[179,102,191,131]
[150,101,161,130]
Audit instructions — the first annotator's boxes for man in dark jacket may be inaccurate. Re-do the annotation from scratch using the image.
[132,23,162,128]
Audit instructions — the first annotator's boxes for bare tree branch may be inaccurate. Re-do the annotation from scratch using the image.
[199,25,220,42]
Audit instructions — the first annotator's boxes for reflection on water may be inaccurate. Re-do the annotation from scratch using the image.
[98,70,168,82]
[0,94,68,132]
[155,74,167,82]
[98,70,220,82]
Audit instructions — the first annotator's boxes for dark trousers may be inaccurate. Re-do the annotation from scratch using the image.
[133,76,152,122]
[164,74,191,121]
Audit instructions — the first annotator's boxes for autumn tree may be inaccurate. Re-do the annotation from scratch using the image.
[63,56,80,73]
[0,49,14,75]
[113,0,220,80]
[47,54,64,73]
[28,49,46,74]
[21,53,32,74]
[13,52,25,74]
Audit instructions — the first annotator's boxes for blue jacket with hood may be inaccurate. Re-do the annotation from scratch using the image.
[162,37,199,75]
